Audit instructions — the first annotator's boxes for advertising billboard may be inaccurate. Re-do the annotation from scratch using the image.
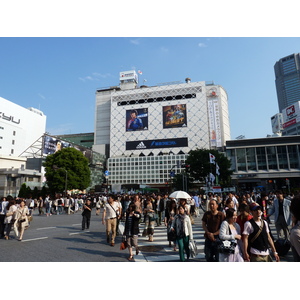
[126,137,188,150]
[282,102,300,128]
[43,135,71,155]
[126,108,148,131]
[162,104,187,128]
[208,99,222,147]
[43,135,93,163]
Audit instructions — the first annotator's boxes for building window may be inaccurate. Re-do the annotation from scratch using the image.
[11,149,14,155]
[266,146,278,170]
[13,131,16,136]
[288,145,299,169]
[277,146,288,169]
[12,140,15,145]
[246,148,256,171]
[256,147,267,170]
[236,148,246,171]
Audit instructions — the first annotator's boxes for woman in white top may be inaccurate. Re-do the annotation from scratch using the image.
[219,208,244,262]
[14,200,29,241]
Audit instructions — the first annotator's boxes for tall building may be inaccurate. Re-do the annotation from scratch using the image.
[0,97,46,157]
[274,53,300,112]
[93,71,231,192]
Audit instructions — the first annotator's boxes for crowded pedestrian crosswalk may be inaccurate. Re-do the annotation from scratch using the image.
[128,213,294,262]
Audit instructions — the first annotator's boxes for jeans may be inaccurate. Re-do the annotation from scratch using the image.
[177,235,190,262]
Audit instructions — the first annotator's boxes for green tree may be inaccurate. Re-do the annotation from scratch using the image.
[186,149,232,186]
[43,147,91,194]
[18,183,28,198]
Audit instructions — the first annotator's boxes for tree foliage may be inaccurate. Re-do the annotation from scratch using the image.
[186,148,233,186]
[43,147,91,194]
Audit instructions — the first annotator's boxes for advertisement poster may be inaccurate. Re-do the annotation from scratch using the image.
[162,104,187,128]
[43,135,71,155]
[126,108,148,131]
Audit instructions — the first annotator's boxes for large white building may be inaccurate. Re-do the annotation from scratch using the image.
[0,97,46,197]
[0,97,46,157]
[93,71,230,191]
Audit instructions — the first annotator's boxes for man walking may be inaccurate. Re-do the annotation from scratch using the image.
[102,195,121,246]
[267,190,291,240]
[202,199,225,262]
[243,203,280,262]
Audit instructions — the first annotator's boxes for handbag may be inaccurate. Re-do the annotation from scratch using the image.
[120,236,128,250]
[189,239,198,258]
[168,226,177,241]
[218,225,237,254]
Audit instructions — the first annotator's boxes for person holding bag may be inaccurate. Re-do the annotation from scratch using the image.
[123,203,141,261]
[170,205,194,262]
[219,208,244,262]
[14,200,29,241]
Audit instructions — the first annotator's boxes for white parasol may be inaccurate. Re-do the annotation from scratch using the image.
[169,190,192,199]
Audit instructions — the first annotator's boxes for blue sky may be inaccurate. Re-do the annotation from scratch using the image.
[1,37,300,139]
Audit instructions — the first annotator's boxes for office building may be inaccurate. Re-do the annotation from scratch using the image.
[274,53,300,112]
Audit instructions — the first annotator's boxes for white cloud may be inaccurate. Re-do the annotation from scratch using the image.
[79,72,113,82]
[38,93,46,100]
[130,39,140,45]
[160,46,169,53]
[198,42,207,48]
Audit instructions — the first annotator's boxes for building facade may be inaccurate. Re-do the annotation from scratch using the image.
[93,71,231,192]
[0,97,46,157]
[226,135,300,193]
[274,53,300,112]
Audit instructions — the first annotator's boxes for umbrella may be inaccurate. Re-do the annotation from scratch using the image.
[169,190,191,199]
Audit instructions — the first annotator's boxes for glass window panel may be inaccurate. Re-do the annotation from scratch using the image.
[246,148,256,171]
[256,147,267,170]
[266,146,278,170]
[236,148,246,171]
[288,145,299,169]
[277,146,288,169]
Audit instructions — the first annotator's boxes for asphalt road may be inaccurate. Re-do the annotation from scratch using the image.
[0,207,295,262]
[0,208,127,262]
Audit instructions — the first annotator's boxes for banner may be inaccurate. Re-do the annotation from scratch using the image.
[126,137,188,150]
[162,104,187,128]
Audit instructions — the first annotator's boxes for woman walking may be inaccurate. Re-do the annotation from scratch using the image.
[170,205,194,262]
[124,203,141,261]
[164,199,177,251]
[14,200,29,241]
[219,208,244,262]
[143,196,156,242]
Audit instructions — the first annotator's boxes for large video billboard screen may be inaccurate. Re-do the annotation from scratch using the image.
[43,135,93,163]
[162,104,187,128]
[43,135,71,155]
[126,108,148,131]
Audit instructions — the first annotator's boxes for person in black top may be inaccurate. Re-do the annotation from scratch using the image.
[124,203,141,261]
[82,199,92,230]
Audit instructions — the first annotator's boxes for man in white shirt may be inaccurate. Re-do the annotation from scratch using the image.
[243,203,279,262]
[102,195,121,246]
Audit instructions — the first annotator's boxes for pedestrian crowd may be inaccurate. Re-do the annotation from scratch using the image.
[1,189,300,262]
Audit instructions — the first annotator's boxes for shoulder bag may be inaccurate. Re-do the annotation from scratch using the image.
[217,224,237,254]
